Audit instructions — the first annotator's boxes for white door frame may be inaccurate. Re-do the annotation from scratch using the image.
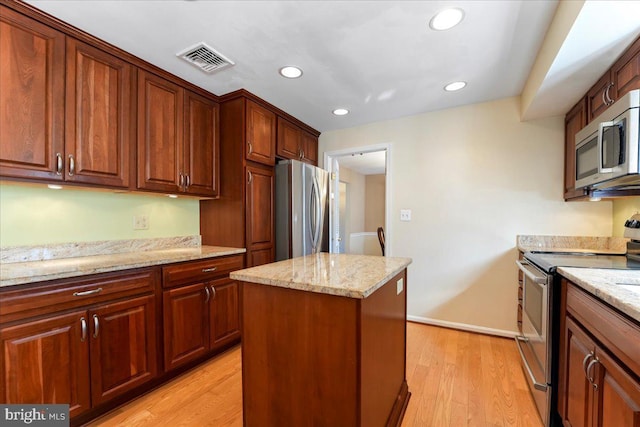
[324,143,392,256]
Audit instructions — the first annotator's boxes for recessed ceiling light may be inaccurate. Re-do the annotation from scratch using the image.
[279,66,303,79]
[47,184,63,190]
[332,108,349,116]
[444,81,467,92]
[429,8,464,31]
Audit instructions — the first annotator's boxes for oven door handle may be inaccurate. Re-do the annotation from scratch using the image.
[515,336,548,392]
[516,260,548,285]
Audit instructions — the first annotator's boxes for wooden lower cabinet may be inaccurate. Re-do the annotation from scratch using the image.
[0,294,156,417]
[240,269,409,426]
[559,281,640,427]
[163,283,210,371]
[162,261,242,372]
[0,310,91,418]
[89,295,157,406]
[209,277,240,349]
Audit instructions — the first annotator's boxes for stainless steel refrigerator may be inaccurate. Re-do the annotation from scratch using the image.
[275,160,330,261]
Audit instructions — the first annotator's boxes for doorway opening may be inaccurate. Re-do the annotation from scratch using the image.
[324,144,390,256]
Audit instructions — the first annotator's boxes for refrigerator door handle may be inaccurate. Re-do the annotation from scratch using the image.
[309,176,317,252]
[312,175,322,252]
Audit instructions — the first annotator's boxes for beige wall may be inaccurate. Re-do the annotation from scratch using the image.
[364,174,385,232]
[320,96,612,335]
[0,183,199,246]
[612,197,640,237]
[338,166,365,253]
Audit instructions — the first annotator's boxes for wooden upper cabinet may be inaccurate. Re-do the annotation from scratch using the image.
[0,310,91,419]
[65,38,134,188]
[246,100,276,166]
[611,36,640,101]
[137,70,184,193]
[564,98,588,200]
[300,131,318,165]
[184,91,219,197]
[276,117,319,165]
[277,117,302,159]
[587,72,613,122]
[0,6,65,180]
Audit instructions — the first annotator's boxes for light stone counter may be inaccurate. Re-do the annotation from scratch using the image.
[1,237,245,287]
[558,267,640,322]
[517,235,628,254]
[230,252,412,299]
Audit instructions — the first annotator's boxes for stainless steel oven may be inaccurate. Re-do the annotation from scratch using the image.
[515,259,553,427]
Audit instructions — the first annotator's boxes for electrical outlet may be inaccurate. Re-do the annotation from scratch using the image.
[400,209,411,221]
[133,215,149,230]
[397,278,404,295]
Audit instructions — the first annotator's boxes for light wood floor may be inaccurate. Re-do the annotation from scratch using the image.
[87,322,542,427]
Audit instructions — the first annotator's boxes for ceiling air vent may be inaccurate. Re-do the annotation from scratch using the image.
[177,42,234,73]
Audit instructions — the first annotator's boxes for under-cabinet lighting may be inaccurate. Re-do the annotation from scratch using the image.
[47,184,63,190]
[167,194,178,199]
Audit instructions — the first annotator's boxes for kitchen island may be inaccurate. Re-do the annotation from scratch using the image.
[230,253,412,427]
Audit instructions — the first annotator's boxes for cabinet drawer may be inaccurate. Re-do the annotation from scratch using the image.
[566,282,640,377]
[0,268,158,324]
[162,255,244,288]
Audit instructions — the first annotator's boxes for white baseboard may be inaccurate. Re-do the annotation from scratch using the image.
[407,315,518,339]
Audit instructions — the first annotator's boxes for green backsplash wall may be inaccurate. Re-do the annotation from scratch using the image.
[612,197,640,237]
[0,183,200,247]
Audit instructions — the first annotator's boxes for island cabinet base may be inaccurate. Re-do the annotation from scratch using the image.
[239,269,409,427]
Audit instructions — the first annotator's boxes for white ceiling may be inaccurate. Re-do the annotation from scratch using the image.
[335,151,387,176]
[26,1,640,133]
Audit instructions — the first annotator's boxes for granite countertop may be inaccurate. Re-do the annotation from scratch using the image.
[230,252,412,299]
[517,235,628,254]
[0,237,245,288]
[558,267,640,323]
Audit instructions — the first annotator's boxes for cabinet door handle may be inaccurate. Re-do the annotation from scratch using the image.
[248,142,253,154]
[586,358,599,389]
[210,285,216,301]
[582,352,592,374]
[179,173,184,189]
[92,314,99,338]
[80,317,87,342]
[248,171,253,184]
[68,155,75,176]
[186,174,190,189]
[602,87,608,108]
[56,153,63,175]
[605,82,615,105]
[202,267,217,273]
[73,287,103,297]
[204,286,211,303]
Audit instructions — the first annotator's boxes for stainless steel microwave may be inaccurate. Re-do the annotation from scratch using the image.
[575,89,639,190]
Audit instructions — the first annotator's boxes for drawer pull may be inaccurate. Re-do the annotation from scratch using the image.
[73,287,103,297]
[202,267,217,273]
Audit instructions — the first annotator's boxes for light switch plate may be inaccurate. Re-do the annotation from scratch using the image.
[400,209,411,221]
[397,278,404,295]
[133,215,149,230]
